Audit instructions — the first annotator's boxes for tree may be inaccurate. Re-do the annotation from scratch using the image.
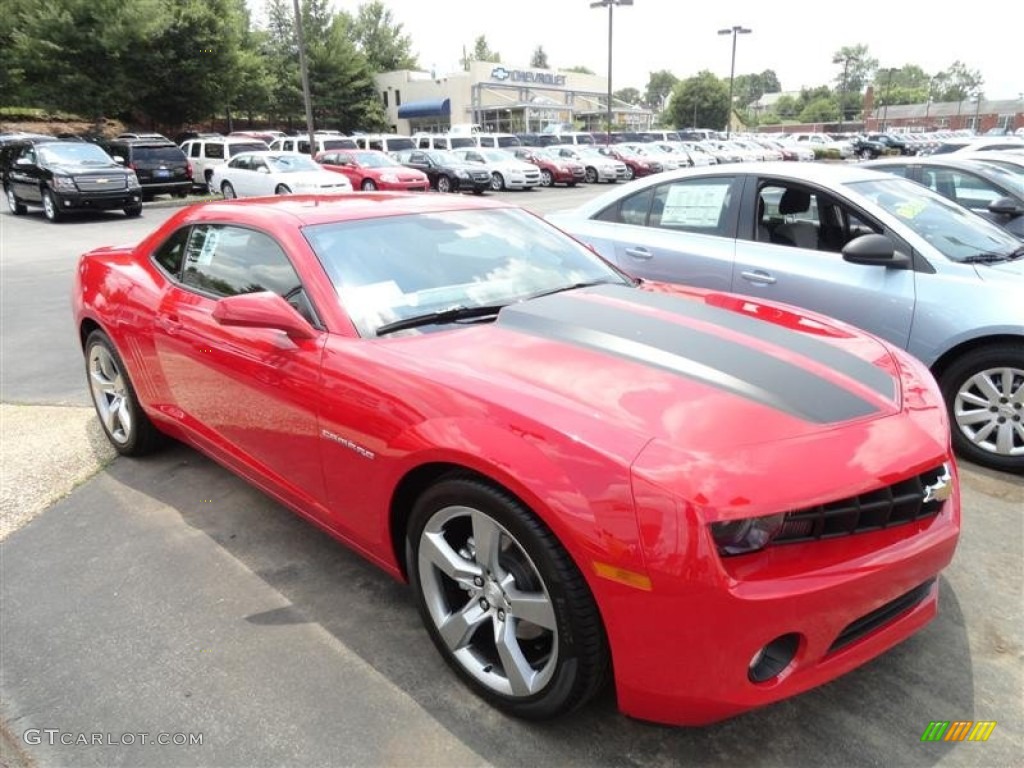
[931,61,983,103]
[560,65,595,75]
[350,1,418,73]
[732,69,781,108]
[644,70,678,110]
[772,94,800,122]
[666,71,729,129]
[472,35,500,63]
[831,44,877,95]
[799,97,840,124]
[614,87,641,106]
[530,45,549,69]
[873,65,931,107]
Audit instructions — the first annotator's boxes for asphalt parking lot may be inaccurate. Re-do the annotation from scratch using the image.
[1,186,1021,767]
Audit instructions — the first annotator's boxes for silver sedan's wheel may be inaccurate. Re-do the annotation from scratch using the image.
[941,344,1024,473]
[221,181,236,199]
[85,330,164,456]
[437,175,452,193]
[407,476,608,719]
[540,169,553,187]
[490,172,505,191]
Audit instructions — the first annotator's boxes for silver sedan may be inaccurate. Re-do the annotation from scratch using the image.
[548,163,1024,473]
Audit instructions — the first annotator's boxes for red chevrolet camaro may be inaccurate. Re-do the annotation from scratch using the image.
[72,193,960,726]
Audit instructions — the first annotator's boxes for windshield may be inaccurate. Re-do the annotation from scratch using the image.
[848,177,1023,262]
[353,151,399,168]
[482,149,514,162]
[303,208,629,337]
[449,137,476,148]
[425,150,458,164]
[229,142,270,156]
[38,142,114,165]
[267,154,321,172]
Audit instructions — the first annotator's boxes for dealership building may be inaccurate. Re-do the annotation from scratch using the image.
[374,61,653,135]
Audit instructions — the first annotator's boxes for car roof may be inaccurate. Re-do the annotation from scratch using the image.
[183,191,514,227]
[864,156,1011,173]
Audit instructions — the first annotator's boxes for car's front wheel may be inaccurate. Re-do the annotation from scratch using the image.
[407,475,608,720]
[437,175,453,194]
[940,343,1024,473]
[275,184,291,195]
[85,330,164,456]
[124,205,142,218]
[540,170,553,187]
[5,186,26,215]
[491,173,505,192]
[221,181,236,199]
[361,178,377,191]
[584,167,598,184]
[625,165,636,180]
[42,190,62,222]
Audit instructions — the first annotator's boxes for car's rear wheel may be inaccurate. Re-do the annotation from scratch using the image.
[540,170,553,187]
[221,181,236,199]
[437,175,453,193]
[585,167,598,184]
[407,475,608,720]
[5,186,26,215]
[491,173,505,192]
[940,344,1024,473]
[275,184,291,195]
[42,190,62,222]
[361,178,377,191]
[85,330,164,456]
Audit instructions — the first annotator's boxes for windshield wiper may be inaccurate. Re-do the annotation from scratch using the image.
[375,303,506,336]
[962,249,1020,264]
[523,278,630,301]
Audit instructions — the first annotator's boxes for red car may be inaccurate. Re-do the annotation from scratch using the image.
[72,194,960,726]
[511,147,585,187]
[316,149,428,191]
[597,145,662,179]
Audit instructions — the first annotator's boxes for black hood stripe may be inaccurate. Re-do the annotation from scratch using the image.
[497,286,886,424]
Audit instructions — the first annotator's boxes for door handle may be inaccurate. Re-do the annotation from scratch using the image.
[624,247,653,260]
[156,312,182,333]
[740,270,777,285]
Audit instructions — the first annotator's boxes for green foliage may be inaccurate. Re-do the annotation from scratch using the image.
[667,71,729,129]
[530,46,549,69]
[472,35,500,64]
[931,61,984,102]
[832,44,878,94]
[350,1,418,72]
[732,70,781,107]
[644,70,677,110]
[561,65,596,75]
[812,147,842,160]
[614,87,642,106]
[799,97,840,124]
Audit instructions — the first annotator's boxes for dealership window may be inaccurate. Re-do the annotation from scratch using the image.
[998,114,1012,131]
[395,90,401,106]
[382,91,388,108]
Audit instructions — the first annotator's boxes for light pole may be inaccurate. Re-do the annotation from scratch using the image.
[881,67,895,131]
[718,25,751,138]
[292,0,316,154]
[590,0,633,143]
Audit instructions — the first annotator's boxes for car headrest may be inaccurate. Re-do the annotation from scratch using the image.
[779,189,811,214]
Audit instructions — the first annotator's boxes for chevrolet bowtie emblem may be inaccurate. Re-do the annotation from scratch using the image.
[922,463,953,504]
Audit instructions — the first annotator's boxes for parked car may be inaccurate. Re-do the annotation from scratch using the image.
[789,133,854,158]
[450,148,541,191]
[863,156,1024,236]
[509,147,585,187]
[269,134,357,155]
[927,137,1024,156]
[547,163,1024,472]
[3,138,142,221]
[471,133,522,149]
[316,149,429,191]
[392,149,491,194]
[209,151,352,198]
[597,145,664,179]
[867,133,914,156]
[548,145,627,183]
[180,136,270,190]
[848,136,888,160]
[353,134,417,154]
[413,134,478,151]
[73,192,960,726]
[103,137,192,199]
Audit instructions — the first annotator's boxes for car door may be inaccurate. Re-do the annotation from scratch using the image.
[565,175,741,291]
[151,222,328,511]
[733,176,916,349]
[9,145,44,203]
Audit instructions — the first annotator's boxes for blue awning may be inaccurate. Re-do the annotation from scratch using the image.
[397,98,451,119]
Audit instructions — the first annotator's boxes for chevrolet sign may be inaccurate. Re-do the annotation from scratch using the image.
[490,67,567,86]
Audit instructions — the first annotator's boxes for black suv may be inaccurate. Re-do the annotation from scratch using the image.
[2,138,142,221]
[103,137,191,199]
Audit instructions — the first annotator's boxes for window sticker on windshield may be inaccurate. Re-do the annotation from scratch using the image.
[661,183,729,227]
[893,199,926,219]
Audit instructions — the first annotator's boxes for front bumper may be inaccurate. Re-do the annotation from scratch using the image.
[54,190,141,211]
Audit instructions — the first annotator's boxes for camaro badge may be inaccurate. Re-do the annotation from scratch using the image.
[922,463,953,504]
[321,429,375,459]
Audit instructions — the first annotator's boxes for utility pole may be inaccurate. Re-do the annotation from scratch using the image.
[292,0,316,154]
[590,1,634,143]
[718,25,752,138]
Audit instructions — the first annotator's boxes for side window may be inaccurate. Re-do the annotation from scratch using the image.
[181,225,301,299]
[878,164,910,178]
[189,143,201,158]
[594,187,656,226]
[204,143,224,160]
[16,146,37,164]
[947,170,1004,208]
[650,178,736,237]
[297,141,310,155]
[152,227,191,278]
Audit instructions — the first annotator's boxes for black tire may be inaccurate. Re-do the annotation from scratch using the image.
[406,474,609,720]
[490,172,505,192]
[472,188,485,196]
[437,175,453,194]
[361,178,377,191]
[221,181,236,199]
[860,148,872,160]
[42,189,62,222]
[173,189,189,199]
[5,186,26,215]
[275,184,291,195]
[584,167,598,184]
[124,205,143,218]
[938,343,1024,473]
[204,170,214,191]
[84,330,165,456]
[625,165,636,180]
[540,170,553,187]
[567,181,577,188]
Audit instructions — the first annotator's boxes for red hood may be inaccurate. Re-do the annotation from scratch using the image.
[376,284,901,464]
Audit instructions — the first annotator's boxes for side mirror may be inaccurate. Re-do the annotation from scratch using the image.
[211,291,316,340]
[842,233,911,268]
[988,196,1024,217]
[257,166,270,174]
[113,155,125,164]
[14,157,32,167]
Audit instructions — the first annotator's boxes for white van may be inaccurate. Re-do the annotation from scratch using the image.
[472,133,522,149]
[269,135,357,155]
[180,136,270,189]
[354,134,417,154]
[550,132,596,146]
[413,134,478,150]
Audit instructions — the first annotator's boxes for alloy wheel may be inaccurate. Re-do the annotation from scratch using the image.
[88,342,133,445]
[953,366,1024,458]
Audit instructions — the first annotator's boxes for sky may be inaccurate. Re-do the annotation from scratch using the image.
[296,0,1021,101]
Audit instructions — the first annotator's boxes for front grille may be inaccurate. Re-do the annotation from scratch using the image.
[773,464,950,545]
[75,175,128,191]
[472,172,490,182]
[828,578,936,653]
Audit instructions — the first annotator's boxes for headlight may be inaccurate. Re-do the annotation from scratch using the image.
[380,173,398,183]
[51,176,77,192]
[455,169,469,179]
[126,172,141,190]
[710,513,786,556]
